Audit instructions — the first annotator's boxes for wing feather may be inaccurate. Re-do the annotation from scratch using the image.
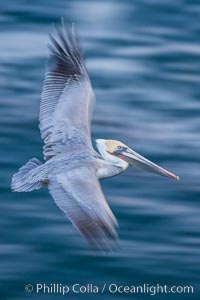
[39,21,95,160]
[48,166,118,250]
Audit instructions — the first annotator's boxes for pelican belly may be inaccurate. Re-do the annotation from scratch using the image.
[96,161,123,179]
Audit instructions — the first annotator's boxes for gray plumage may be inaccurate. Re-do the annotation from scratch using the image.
[12,20,179,251]
[12,21,121,250]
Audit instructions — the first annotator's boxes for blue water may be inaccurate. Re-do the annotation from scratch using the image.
[1,0,200,299]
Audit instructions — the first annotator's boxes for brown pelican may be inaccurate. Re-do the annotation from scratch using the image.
[12,21,179,250]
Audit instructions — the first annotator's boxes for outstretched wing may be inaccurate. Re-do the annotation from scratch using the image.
[48,166,118,250]
[39,21,95,160]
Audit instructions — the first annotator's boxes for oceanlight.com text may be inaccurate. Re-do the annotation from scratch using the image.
[25,283,194,296]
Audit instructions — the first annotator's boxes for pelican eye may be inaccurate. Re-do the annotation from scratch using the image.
[114,145,127,155]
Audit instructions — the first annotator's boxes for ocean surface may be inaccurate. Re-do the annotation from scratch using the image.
[1,0,200,299]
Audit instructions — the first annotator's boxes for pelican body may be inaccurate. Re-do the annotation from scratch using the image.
[12,21,179,250]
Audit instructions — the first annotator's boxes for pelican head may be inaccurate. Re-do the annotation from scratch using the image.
[96,139,179,180]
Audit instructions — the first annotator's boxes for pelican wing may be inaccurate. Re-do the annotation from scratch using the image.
[39,21,95,160]
[48,165,118,250]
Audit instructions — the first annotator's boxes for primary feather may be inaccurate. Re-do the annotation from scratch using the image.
[40,21,95,160]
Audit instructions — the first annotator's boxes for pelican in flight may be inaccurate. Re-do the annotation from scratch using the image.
[12,21,179,250]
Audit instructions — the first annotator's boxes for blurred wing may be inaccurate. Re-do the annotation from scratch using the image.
[48,166,118,250]
[39,21,95,160]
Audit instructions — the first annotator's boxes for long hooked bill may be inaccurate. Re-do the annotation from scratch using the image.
[122,148,179,180]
